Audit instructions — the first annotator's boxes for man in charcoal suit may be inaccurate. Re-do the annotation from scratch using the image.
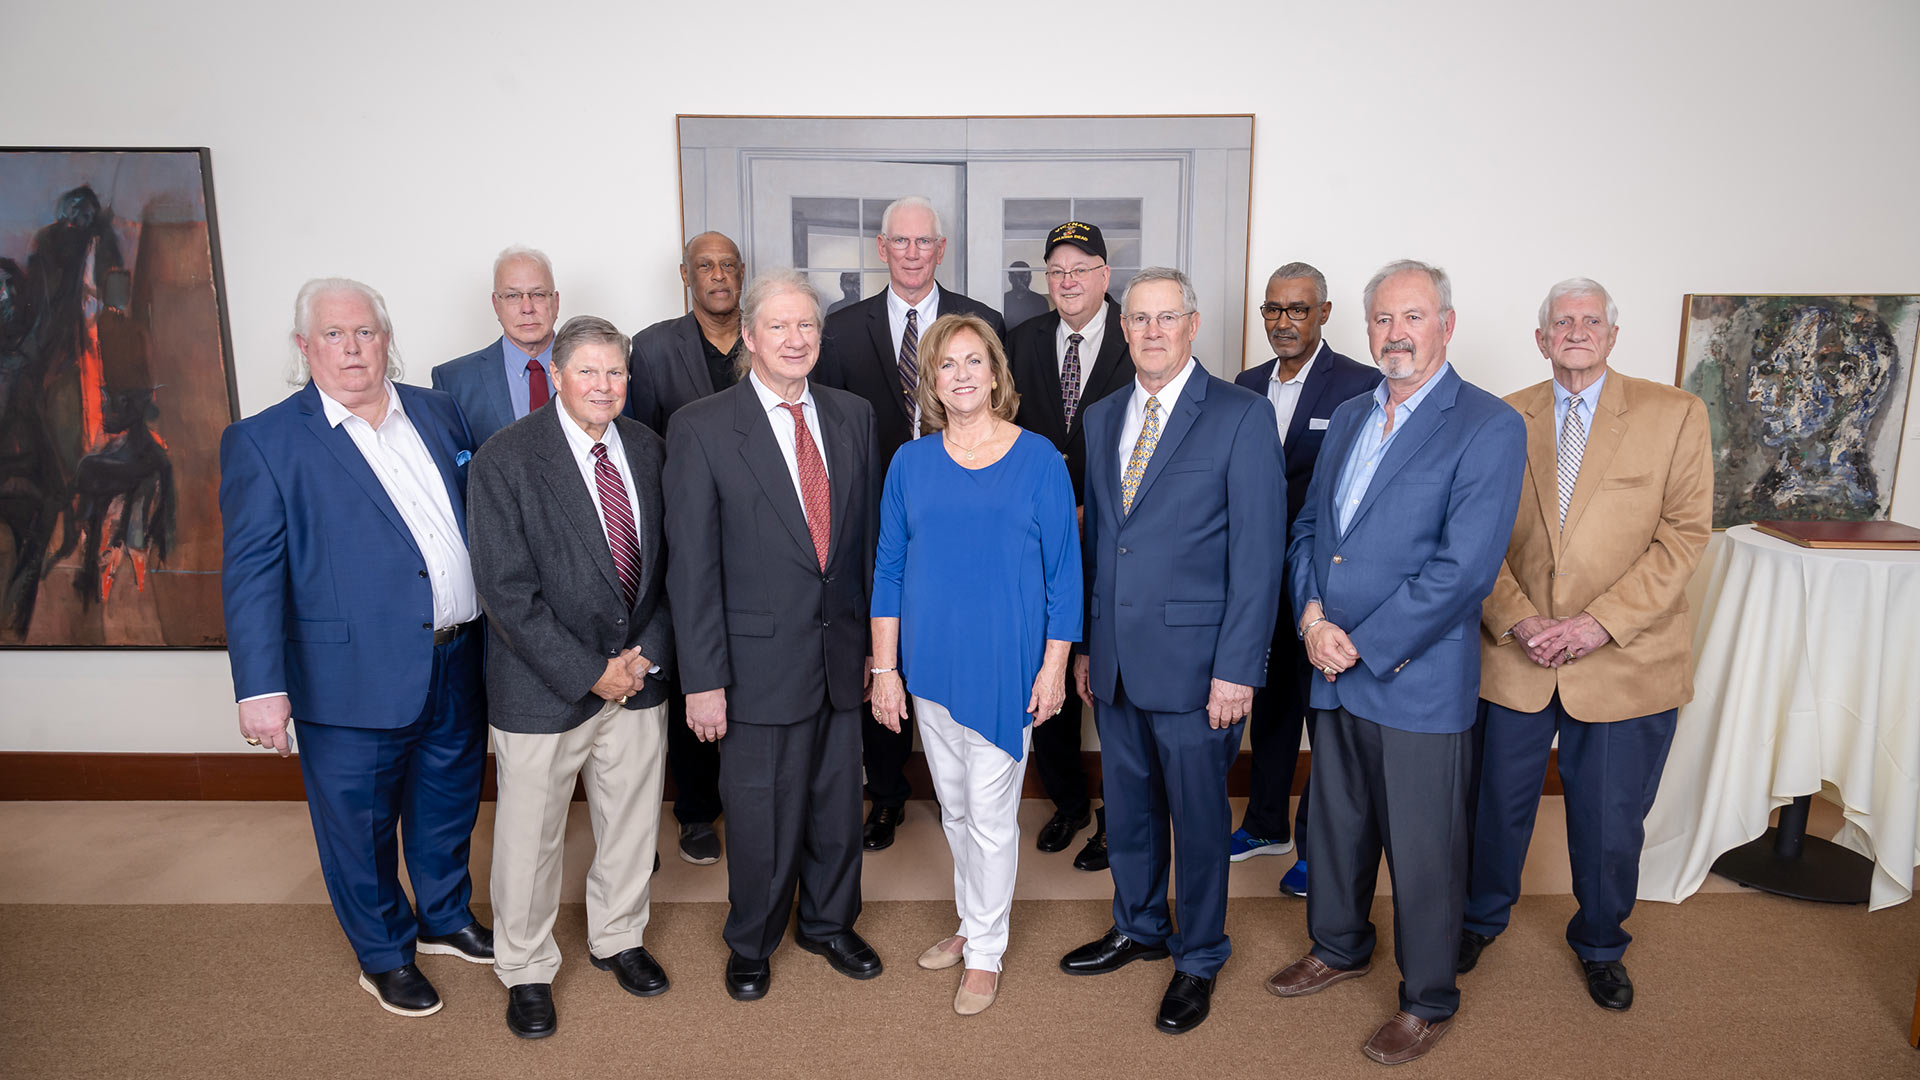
[664,269,884,1000]
[814,194,1004,851]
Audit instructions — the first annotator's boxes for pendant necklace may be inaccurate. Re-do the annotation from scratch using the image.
[947,420,999,462]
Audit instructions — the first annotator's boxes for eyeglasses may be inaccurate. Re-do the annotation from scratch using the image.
[1260,303,1316,322]
[1044,263,1107,283]
[494,290,556,305]
[1123,311,1195,331]
[884,235,941,252]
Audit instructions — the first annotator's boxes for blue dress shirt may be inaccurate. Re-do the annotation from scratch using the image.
[1331,362,1452,534]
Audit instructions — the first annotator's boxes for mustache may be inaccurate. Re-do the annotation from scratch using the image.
[1381,340,1415,354]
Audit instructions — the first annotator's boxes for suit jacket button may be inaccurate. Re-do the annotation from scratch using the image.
[421,622,431,629]
[1118,547,1129,555]
[822,620,831,628]
[1332,555,1344,564]
[615,617,625,625]
[418,570,428,578]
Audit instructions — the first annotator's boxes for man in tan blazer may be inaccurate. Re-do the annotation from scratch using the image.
[1456,277,1711,1013]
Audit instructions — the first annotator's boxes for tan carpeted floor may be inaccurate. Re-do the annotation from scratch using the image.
[4,893,1917,1080]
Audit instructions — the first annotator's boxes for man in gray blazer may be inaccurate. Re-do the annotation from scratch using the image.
[468,315,675,1039]
[664,269,882,1001]
[432,246,561,447]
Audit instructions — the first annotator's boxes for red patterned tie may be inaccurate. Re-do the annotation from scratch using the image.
[527,358,550,411]
[590,443,640,609]
[779,402,832,570]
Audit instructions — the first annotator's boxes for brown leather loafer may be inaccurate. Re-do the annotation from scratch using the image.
[1361,1010,1453,1065]
[1266,953,1371,998]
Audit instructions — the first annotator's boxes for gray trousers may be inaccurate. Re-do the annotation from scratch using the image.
[1306,706,1472,1023]
[717,703,864,960]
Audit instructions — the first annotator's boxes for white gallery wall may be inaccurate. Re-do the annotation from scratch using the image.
[3,0,1917,753]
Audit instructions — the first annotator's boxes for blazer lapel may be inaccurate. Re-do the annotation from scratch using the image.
[398,384,470,540]
[1287,351,1337,447]
[1340,368,1458,537]
[865,297,914,426]
[619,422,661,611]
[1084,396,1122,524]
[298,385,421,560]
[818,392,855,565]
[533,406,628,607]
[731,382,819,562]
[1560,373,1626,540]
[1128,366,1206,513]
[482,339,517,440]
[1031,314,1069,437]
[1073,303,1130,438]
[1516,385,1562,556]
[675,313,716,398]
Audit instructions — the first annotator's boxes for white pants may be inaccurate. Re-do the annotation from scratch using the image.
[914,696,1030,972]
[490,698,666,986]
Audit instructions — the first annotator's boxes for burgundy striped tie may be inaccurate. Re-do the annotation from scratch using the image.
[591,443,641,609]
[779,403,832,570]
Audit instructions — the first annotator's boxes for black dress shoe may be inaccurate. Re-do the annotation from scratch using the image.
[795,930,883,979]
[358,963,441,1017]
[1155,972,1215,1034]
[591,946,669,997]
[678,822,722,865]
[1581,958,1634,1010]
[506,983,556,1038]
[725,950,771,1001]
[862,804,904,851]
[1060,927,1170,975]
[1073,812,1109,872]
[1036,807,1092,853]
[1456,929,1495,974]
[417,921,493,964]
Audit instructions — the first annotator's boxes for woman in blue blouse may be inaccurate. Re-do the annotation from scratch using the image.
[870,313,1082,1016]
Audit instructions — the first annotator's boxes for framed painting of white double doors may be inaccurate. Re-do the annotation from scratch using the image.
[676,115,1254,375]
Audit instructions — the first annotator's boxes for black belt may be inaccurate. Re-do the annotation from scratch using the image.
[433,620,478,646]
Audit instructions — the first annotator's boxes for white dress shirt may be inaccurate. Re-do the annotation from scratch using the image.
[748,370,830,509]
[319,382,479,629]
[554,402,646,566]
[1266,340,1325,446]
[1055,301,1109,398]
[886,286,940,436]
[1117,358,1200,474]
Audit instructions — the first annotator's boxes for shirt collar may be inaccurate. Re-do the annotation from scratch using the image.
[503,335,554,369]
[1134,357,1199,411]
[1552,369,1607,416]
[1271,340,1326,387]
[748,369,818,417]
[554,397,623,459]
[1371,361,1452,415]
[1059,301,1108,343]
[316,380,402,428]
[886,285,938,325]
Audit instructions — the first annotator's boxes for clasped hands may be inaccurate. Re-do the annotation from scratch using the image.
[592,647,652,702]
[1512,613,1610,668]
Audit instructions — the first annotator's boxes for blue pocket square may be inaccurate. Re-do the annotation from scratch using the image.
[455,450,472,466]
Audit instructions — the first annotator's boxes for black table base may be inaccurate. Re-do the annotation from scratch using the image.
[1711,794,1873,904]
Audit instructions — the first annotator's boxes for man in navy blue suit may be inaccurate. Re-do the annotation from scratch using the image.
[1231,262,1382,897]
[431,247,561,447]
[1266,260,1525,1066]
[1059,267,1285,1035]
[222,279,491,1018]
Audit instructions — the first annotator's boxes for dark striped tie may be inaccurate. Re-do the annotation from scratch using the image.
[1061,333,1084,430]
[898,308,919,406]
[591,443,641,609]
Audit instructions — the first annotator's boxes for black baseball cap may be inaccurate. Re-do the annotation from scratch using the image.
[1044,221,1107,261]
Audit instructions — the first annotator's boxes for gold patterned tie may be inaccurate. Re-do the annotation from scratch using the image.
[1121,396,1161,515]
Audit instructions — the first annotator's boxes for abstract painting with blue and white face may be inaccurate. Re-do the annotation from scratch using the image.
[1680,294,1916,529]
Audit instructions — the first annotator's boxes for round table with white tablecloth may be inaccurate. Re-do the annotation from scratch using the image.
[1638,523,1920,911]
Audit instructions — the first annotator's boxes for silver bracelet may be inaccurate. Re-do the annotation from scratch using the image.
[870,666,897,675]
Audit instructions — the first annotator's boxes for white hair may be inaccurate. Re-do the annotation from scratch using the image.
[1121,266,1200,314]
[287,277,403,386]
[1538,277,1618,331]
[492,245,554,285]
[880,196,944,240]
[1363,259,1452,315]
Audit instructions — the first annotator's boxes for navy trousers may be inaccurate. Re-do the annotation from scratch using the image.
[1308,707,1473,1023]
[1242,621,1314,843]
[1465,695,1677,961]
[1096,674,1242,979]
[293,631,486,973]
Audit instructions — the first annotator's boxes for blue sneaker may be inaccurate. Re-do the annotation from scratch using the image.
[1279,858,1308,897]
[1228,827,1294,862]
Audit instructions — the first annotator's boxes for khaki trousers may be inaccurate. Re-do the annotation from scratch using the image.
[490,698,667,986]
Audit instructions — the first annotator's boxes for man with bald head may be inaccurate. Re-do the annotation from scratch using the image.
[816,195,1005,851]
[433,246,561,447]
[223,279,490,1018]
[1267,260,1525,1065]
[624,230,749,864]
